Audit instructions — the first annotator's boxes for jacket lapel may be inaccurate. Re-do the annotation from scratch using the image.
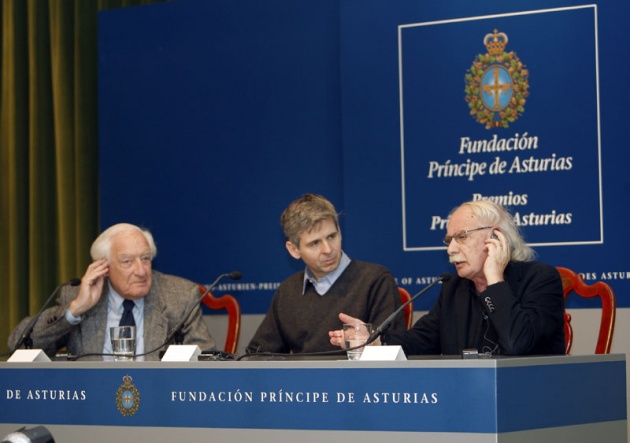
[143,272,169,354]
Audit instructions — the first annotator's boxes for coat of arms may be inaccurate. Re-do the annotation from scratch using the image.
[465,29,530,129]
[116,374,140,417]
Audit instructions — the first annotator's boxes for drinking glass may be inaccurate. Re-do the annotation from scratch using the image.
[343,323,372,360]
[110,326,136,361]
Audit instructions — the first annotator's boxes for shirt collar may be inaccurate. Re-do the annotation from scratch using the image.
[302,251,351,295]
[107,281,144,312]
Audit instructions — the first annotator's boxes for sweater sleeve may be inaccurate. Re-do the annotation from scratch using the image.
[364,268,407,334]
[246,285,290,354]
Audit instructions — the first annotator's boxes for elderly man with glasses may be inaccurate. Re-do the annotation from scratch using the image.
[330,199,565,356]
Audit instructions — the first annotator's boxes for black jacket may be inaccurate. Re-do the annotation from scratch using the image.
[383,261,565,356]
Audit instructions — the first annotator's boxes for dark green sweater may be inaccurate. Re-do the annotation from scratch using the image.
[247,260,405,354]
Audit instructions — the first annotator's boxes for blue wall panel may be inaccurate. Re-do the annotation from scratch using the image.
[98,0,342,313]
[99,0,630,314]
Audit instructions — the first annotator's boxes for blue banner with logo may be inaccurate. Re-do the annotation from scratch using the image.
[397,7,598,249]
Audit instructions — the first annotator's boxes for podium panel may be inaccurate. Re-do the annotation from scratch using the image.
[0,355,625,443]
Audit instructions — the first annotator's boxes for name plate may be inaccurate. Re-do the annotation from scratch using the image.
[7,349,51,363]
[161,345,201,362]
[360,345,407,361]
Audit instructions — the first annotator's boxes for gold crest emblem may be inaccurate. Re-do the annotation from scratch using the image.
[465,29,530,129]
[116,375,140,417]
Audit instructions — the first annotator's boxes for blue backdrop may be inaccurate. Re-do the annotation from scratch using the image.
[98,0,630,313]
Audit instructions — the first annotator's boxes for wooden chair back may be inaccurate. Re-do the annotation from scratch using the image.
[557,267,616,354]
[398,287,414,329]
[198,284,242,354]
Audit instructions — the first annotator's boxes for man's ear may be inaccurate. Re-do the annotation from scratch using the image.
[285,241,301,260]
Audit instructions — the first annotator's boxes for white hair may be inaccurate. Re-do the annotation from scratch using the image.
[90,223,157,260]
[454,200,535,261]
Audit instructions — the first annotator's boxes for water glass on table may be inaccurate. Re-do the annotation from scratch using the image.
[110,326,136,361]
[343,323,372,360]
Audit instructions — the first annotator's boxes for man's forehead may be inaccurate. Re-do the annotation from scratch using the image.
[299,218,338,240]
[448,207,478,229]
[111,230,150,252]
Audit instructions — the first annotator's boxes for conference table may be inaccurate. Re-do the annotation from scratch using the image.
[0,353,626,442]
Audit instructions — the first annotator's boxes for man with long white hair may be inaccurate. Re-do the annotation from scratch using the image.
[330,199,565,356]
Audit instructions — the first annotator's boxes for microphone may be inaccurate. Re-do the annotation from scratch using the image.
[12,278,81,352]
[164,271,242,347]
[364,273,451,346]
[1,425,55,443]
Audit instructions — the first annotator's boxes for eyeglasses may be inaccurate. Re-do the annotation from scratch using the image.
[443,226,492,246]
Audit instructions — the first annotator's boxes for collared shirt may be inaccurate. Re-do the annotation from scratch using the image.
[102,283,146,361]
[302,251,351,295]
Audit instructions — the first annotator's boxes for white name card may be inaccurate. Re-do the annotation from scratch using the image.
[161,345,201,362]
[360,345,407,361]
[8,349,52,362]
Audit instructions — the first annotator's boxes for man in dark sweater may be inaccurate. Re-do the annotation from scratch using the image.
[329,199,565,356]
[246,194,405,354]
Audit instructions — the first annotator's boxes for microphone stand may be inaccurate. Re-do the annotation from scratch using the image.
[169,271,242,345]
[12,278,81,352]
[364,273,450,346]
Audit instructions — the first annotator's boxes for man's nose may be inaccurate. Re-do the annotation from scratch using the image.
[446,238,458,254]
[132,258,148,275]
[321,240,332,254]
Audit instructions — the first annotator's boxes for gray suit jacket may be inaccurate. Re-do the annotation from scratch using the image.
[8,270,216,360]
